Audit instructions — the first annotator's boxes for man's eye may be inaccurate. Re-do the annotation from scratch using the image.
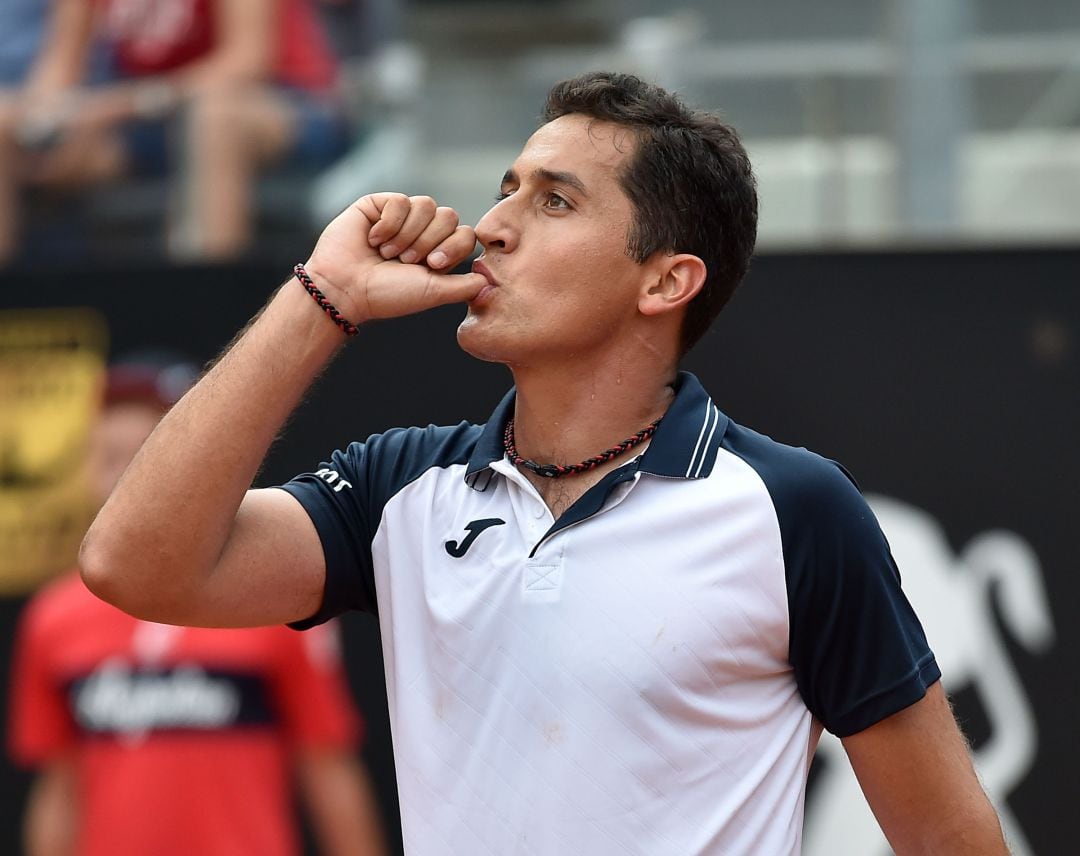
[544,193,570,210]
[494,190,511,202]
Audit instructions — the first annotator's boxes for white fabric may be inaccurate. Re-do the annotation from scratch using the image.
[371,451,814,855]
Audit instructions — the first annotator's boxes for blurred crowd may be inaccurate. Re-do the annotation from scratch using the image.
[0,0,374,268]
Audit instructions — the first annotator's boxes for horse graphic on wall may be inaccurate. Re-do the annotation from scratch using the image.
[802,495,1055,856]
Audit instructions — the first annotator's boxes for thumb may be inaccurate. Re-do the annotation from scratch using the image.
[426,272,490,307]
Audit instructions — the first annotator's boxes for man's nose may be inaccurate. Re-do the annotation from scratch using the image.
[475,198,517,252]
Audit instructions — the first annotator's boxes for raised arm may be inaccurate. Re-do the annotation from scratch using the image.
[842,681,1009,855]
[80,194,486,627]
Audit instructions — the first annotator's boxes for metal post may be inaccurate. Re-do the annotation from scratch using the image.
[891,0,974,236]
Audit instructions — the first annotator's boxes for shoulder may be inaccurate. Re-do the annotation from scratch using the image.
[328,421,485,493]
[719,419,870,533]
[343,422,484,467]
[280,420,488,536]
[717,422,940,734]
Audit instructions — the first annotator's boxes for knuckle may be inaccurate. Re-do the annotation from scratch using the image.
[384,195,408,216]
[453,225,478,245]
[377,193,405,212]
[436,207,459,228]
[424,271,440,299]
[411,195,437,213]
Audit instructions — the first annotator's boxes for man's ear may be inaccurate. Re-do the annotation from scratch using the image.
[638,254,707,317]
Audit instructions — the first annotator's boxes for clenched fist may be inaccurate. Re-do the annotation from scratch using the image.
[303,193,488,325]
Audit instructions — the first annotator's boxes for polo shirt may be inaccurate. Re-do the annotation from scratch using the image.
[281,371,939,855]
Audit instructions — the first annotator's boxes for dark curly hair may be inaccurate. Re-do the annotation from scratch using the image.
[543,72,758,354]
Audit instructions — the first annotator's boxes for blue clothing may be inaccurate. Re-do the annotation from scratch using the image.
[0,0,47,85]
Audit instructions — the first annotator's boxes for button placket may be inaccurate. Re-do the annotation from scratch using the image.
[522,540,565,602]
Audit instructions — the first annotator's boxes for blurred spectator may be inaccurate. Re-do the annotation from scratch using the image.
[7,353,386,856]
[0,0,350,266]
[0,0,48,86]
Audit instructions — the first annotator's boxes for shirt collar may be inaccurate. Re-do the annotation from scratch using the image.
[639,372,729,478]
[465,387,516,481]
[465,371,728,485]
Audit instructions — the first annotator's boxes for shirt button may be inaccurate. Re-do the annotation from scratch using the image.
[534,504,546,519]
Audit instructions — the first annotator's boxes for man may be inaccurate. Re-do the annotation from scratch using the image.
[80,73,1008,854]
[9,355,386,856]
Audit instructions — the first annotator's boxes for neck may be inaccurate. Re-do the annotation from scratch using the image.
[508,359,677,467]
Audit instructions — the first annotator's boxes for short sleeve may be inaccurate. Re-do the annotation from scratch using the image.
[268,622,362,751]
[7,598,77,767]
[278,423,482,629]
[722,425,940,737]
[781,461,940,736]
[279,441,380,628]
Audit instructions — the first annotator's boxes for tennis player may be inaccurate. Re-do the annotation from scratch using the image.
[81,72,1008,855]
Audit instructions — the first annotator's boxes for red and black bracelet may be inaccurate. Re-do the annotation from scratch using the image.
[293,263,359,337]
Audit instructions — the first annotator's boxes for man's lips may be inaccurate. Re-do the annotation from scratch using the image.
[471,259,500,288]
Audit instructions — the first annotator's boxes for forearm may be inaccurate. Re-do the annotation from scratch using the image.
[24,0,93,96]
[80,279,345,615]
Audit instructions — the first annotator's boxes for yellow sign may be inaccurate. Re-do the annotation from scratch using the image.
[0,310,107,595]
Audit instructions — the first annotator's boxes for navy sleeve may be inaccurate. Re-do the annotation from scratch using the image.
[724,426,940,737]
[278,422,482,629]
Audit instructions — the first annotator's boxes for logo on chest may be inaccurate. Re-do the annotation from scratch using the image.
[444,518,506,558]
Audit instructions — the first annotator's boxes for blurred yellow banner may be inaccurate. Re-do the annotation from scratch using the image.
[0,310,107,595]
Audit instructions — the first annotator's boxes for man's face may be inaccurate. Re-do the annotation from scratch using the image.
[458,114,651,366]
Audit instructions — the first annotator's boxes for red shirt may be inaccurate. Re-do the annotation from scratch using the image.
[97,0,338,91]
[9,572,363,856]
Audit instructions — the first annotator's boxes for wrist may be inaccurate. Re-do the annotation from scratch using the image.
[268,278,353,368]
[300,260,368,325]
[293,263,361,337]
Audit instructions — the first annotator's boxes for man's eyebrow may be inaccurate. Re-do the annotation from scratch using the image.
[500,167,590,197]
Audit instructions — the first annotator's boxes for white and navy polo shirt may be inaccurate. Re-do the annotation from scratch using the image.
[280,372,939,855]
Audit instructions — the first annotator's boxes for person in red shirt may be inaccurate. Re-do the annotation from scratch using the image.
[0,0,350,264]
[7,354,387,856]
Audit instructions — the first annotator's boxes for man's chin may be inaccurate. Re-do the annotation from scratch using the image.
[456,317,516,365]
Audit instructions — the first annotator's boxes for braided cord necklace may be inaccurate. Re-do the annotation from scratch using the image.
[503,417,661,479]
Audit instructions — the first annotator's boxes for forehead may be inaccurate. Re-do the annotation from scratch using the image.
[514,114,636,187]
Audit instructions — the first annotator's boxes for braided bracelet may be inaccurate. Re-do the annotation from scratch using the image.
[293,263,359,337]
